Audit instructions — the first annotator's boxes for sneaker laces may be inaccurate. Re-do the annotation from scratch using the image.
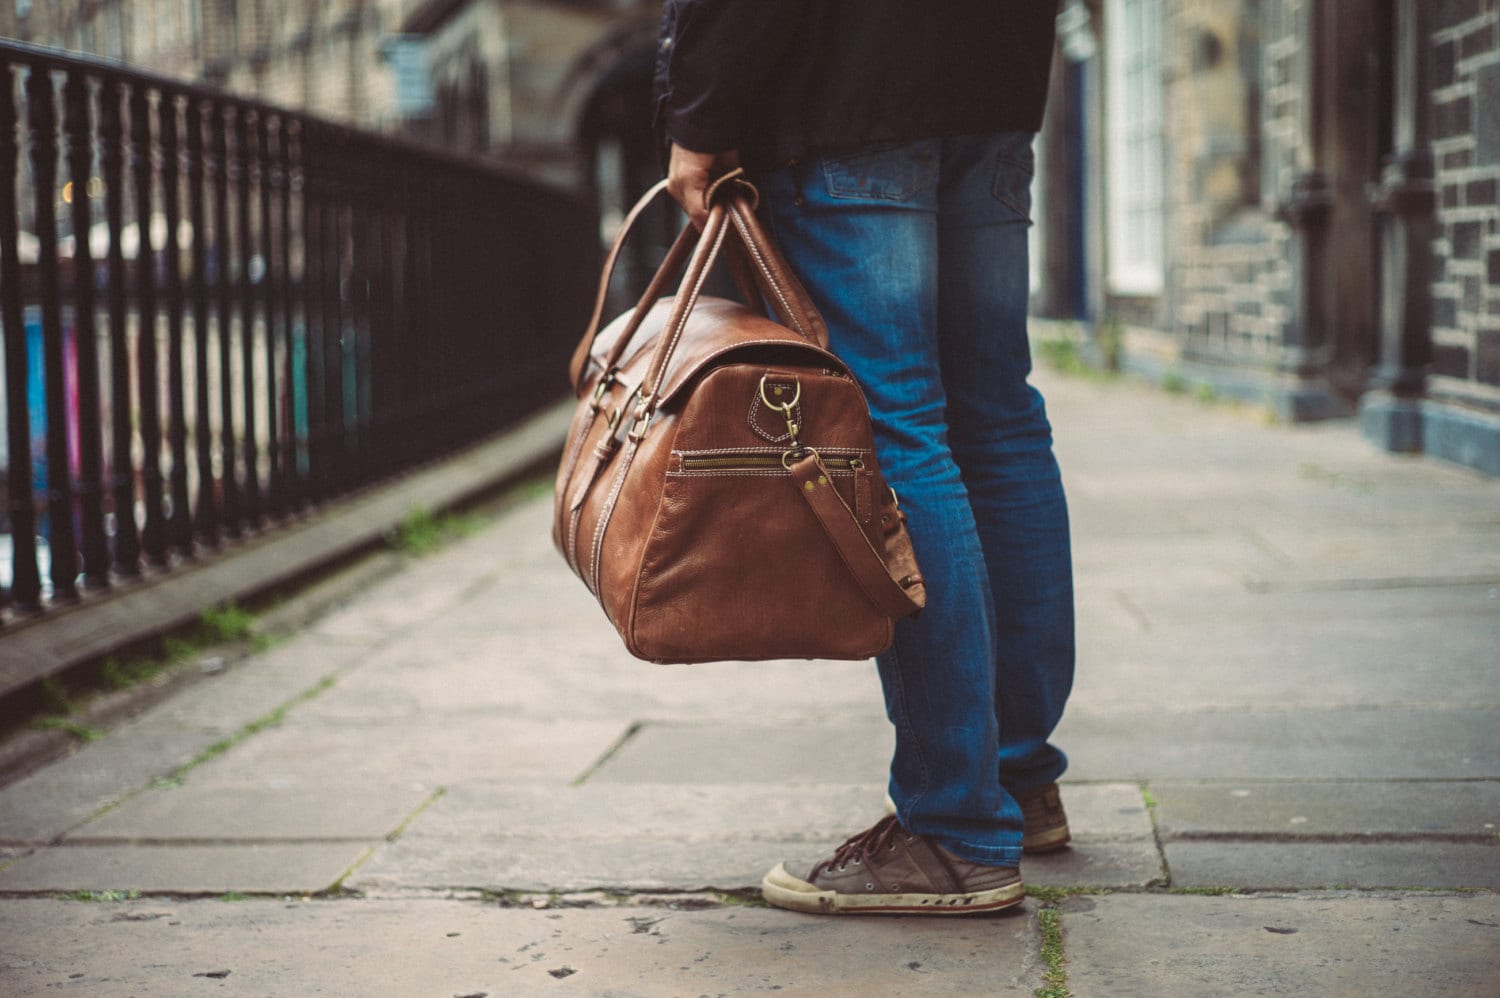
[812,815,908,878]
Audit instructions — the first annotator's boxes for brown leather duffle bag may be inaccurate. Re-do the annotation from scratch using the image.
[552,172,925,663]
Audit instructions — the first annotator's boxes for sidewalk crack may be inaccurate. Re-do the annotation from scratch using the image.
[572,721,643,785]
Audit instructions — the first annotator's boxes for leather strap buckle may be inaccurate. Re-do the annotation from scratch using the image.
[626,394,655,442]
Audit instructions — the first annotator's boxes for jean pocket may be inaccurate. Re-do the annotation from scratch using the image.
[991,133,1035,223]
[823,141,939,203]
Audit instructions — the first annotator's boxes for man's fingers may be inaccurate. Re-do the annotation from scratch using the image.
[667,144,740,230]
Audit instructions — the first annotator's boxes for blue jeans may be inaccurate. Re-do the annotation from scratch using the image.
[759,133,1075,867]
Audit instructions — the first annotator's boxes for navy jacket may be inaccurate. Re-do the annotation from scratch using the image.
[654,0,1059,170]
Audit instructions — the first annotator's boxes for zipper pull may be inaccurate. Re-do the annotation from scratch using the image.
[851,458,873,525]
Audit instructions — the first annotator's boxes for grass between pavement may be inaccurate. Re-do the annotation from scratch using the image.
[24,602,274,749]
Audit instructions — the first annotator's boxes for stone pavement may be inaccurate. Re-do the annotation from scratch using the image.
[1,366,1497,996]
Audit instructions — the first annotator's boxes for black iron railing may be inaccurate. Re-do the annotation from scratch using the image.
[0,40,597,620]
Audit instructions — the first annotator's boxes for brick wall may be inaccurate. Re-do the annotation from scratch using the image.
[1430,0,1500,407]
[1162,0,1292,368]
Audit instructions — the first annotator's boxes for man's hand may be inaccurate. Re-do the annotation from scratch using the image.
[667,143,741,229]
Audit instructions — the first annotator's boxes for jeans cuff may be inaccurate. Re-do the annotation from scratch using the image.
[939,838,1024,869]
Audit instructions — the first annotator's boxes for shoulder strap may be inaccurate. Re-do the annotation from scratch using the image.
[787,452,925,619]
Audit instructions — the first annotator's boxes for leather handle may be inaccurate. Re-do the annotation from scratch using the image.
[570,171,829,402]
[634,174,830,420]
[636,198,734,411]
[788,452,925,619]
[569,178,670,392]
[725,199,828,348]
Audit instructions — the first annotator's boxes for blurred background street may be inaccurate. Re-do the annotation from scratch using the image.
[1,2,1498,995]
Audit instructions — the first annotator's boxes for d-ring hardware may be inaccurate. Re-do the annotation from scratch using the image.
[759,373,801,413]
[782,446,819,471]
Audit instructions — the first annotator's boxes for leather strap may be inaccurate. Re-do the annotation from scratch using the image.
[787,452,925,618]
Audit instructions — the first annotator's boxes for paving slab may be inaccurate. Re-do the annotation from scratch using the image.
[1070,531,1286,593]
[0,843,367,894]
[1152,780,1500,837]
[350,782,1163,893]
[1164,840,1500,890]
[588,722,894,784]
[1049,783,1154,839]
[1071,586,1500,711]
[69,783,436,842]
[1023,841,1165,888]
[1061,891,1500,997]
[0,897,1045,997]
[355,832,848,893]
[0,724,224,844]
[193,717,632,785]
[290,628,886,728]
[352,782,884,892]
[130,632,373,731]
[1246,524,1500,587]
[1056,708,1498,781]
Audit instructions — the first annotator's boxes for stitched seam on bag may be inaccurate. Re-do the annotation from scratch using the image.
[654,220,730,400]
[654,339,839,404]
[557,417,599,576]
[666,468,856,479]
[590,440,638,601]
[675,446,867,457]
[748,393,802,442]
[568,505,586,578]
[730,208,808,339]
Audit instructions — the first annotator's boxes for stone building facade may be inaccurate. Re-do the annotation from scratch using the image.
[0,0,428,135]
[1430,2,1500,435]
[12,2,1493,473]
[1038,0,1500,475]
[2,1,664,217]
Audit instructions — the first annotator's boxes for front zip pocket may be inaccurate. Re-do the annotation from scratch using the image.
[670,449,876,525]
[677,453,864,472]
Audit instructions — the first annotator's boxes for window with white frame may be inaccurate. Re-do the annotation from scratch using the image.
[1105,0,1165,296]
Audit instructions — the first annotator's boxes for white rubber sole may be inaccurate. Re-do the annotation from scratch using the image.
[760,863,1026,916]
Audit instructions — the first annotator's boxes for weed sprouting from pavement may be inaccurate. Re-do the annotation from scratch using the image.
[386,507,486,557]
[57,889,140,902]
[200,604,258,644]
[39,677,74,715]
[1035,906,1069,998]
[168,674,339,781]
[1026,886,1101,904]
[31,717,103,742]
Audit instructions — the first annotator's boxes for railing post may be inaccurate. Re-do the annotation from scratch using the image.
[0,39,598,630]
[129,82,168,567]
[28,65,80,601]
[259,111,282,519]
[185,94,218,546]
[301,123,325,505]
[64,70,111,587]
[0,57,42,612]
[158,92,193,558]
[280,118,302,510]
[210,99,240,536]
[99,77,138,577]
[235,105,261,525]
[320,141,344,500]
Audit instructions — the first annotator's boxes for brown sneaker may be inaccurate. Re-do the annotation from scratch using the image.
[882,782,1071,853]
[761,816,1024,915]
[1015,783,1070,853]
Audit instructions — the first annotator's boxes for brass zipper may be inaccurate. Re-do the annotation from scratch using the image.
[679,454,862,471]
